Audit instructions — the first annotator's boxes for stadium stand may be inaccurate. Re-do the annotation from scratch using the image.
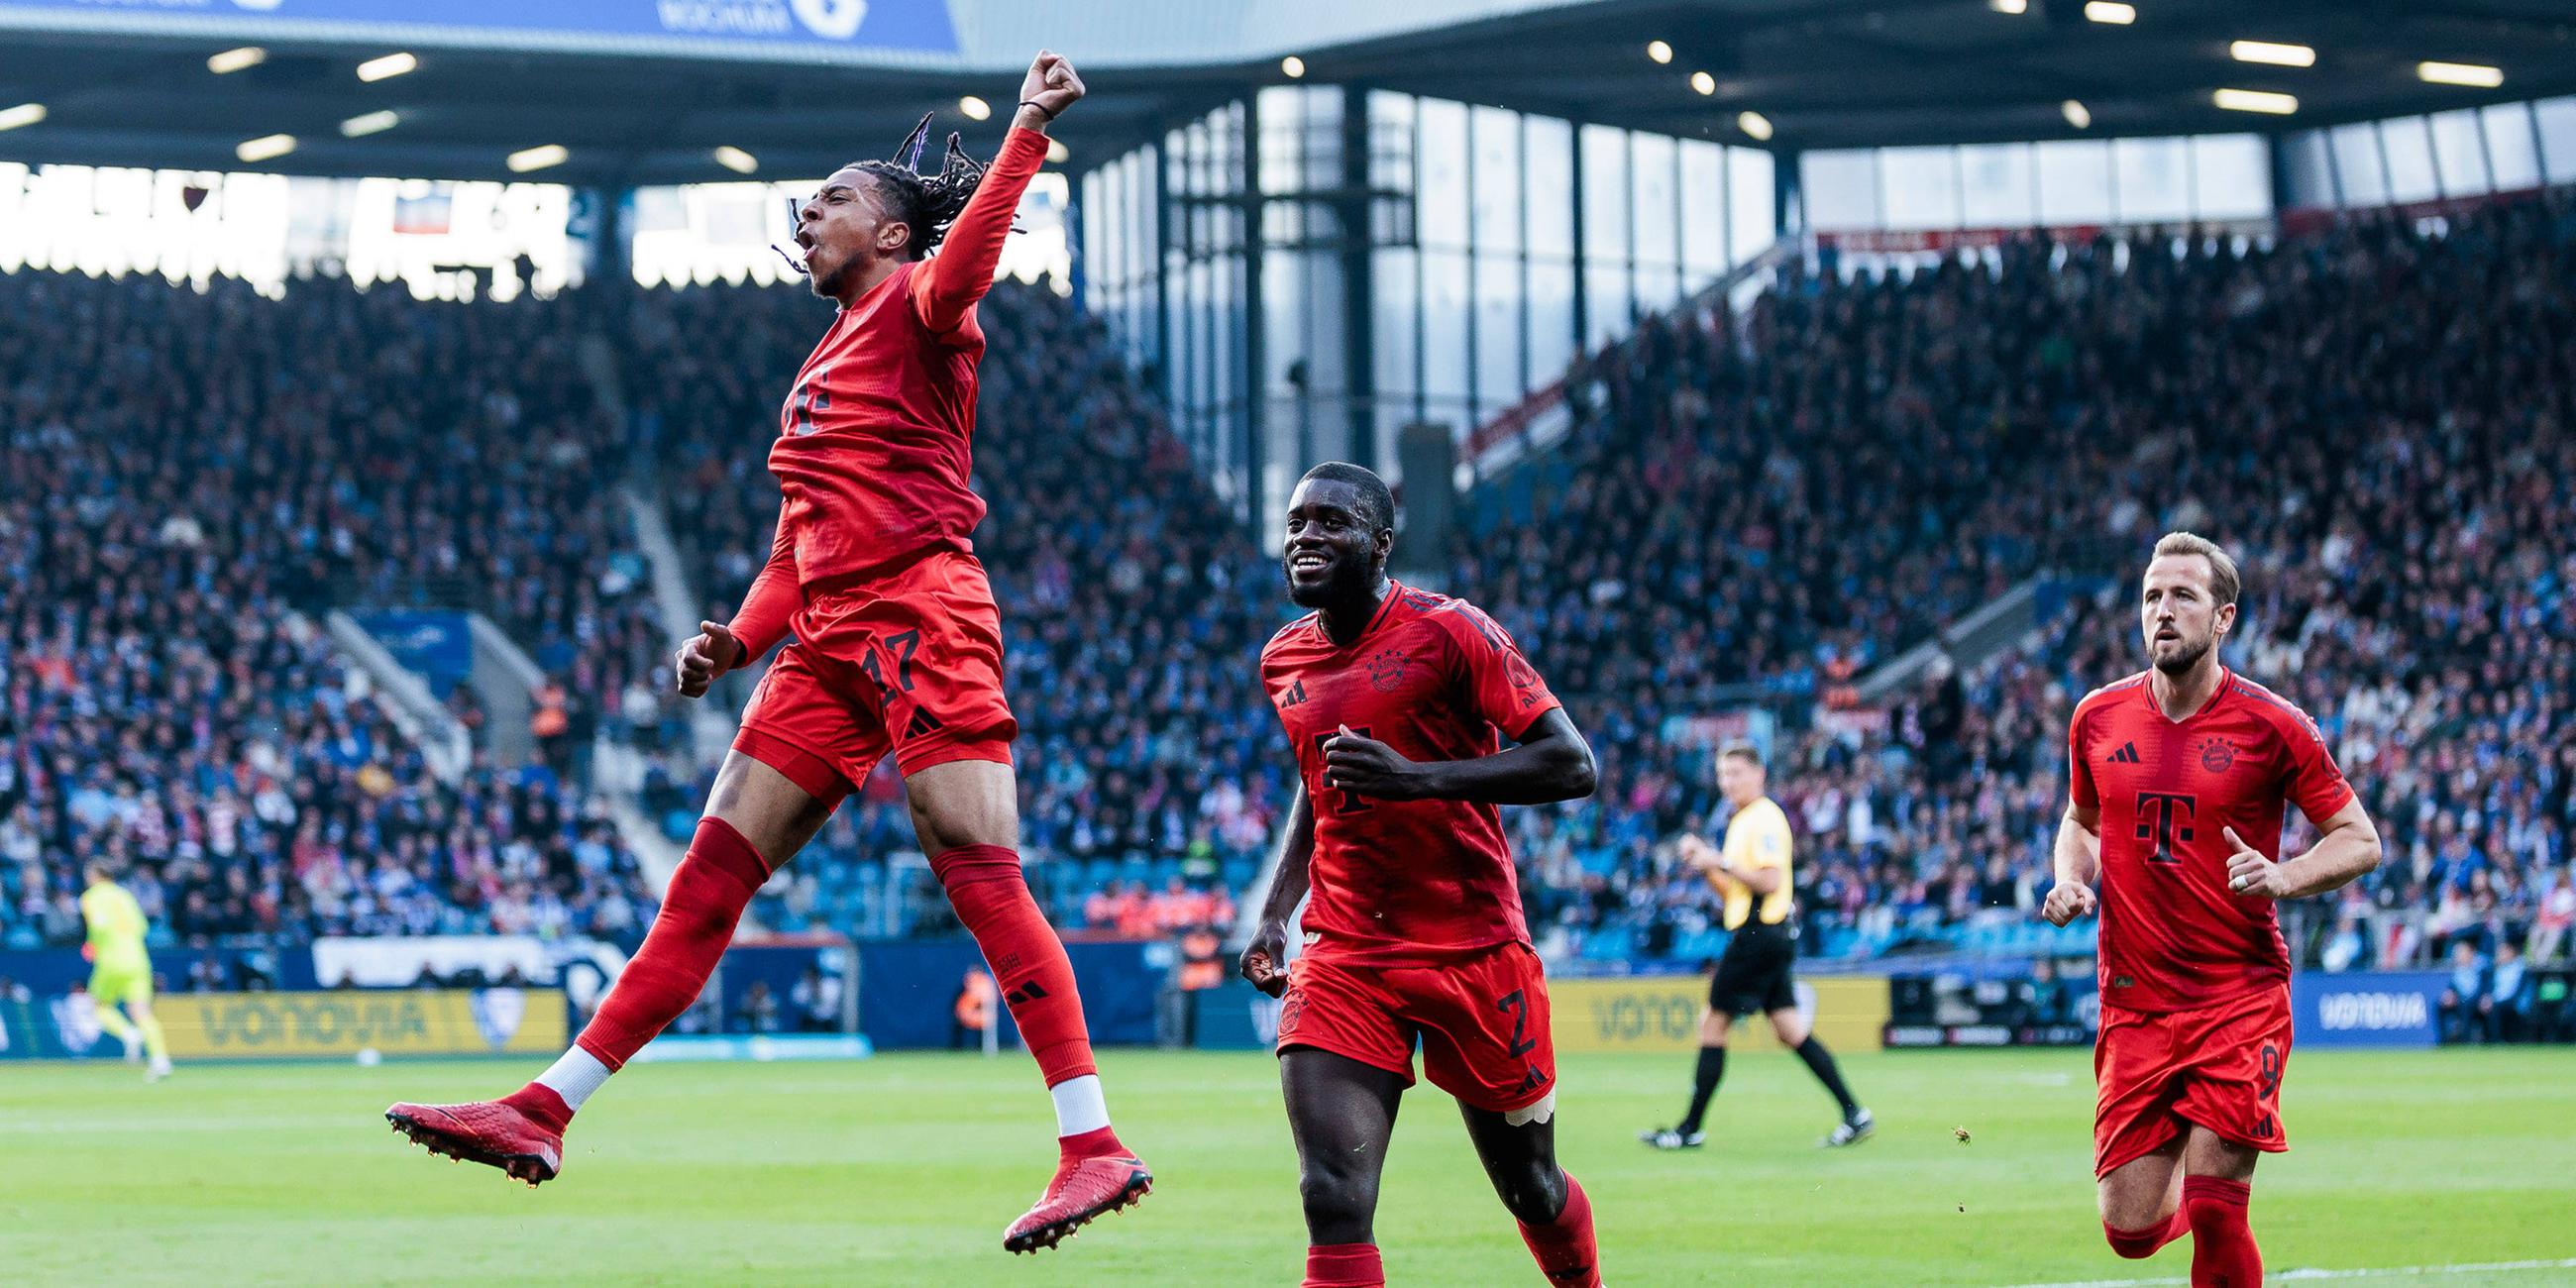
[1511,192,2576,972]
[0,271,657,947]
[6,191,2568,981]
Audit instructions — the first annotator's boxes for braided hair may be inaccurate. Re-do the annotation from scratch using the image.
[851,112,987,261]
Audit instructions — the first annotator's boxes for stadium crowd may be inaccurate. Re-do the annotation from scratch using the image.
[6,186,2571,983]
[0,271,658,949]
[1509,192,2576,974]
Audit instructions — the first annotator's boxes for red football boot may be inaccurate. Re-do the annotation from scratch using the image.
[1001,1147,1153,1254]
[384,1086,568,1187]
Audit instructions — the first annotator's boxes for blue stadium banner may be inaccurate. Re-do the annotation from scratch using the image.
[351,609,474,698]
[2292,971,2446,1048]
[0,0,960,59]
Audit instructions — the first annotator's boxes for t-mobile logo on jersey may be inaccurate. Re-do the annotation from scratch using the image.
[2135,791,2198,865]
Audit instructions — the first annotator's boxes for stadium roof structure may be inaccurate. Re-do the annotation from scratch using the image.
[0,0,2567,185]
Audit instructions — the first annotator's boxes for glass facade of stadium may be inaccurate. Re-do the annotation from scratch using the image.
[1078,87,1777,525]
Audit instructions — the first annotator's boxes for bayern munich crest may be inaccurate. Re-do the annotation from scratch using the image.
[1367,647,1409,693]
[2197,737,2239,774]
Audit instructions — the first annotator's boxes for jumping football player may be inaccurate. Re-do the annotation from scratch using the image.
[387,52,1153,1254]
[1240,462,1603,1288]
[2044,531,2382,1287]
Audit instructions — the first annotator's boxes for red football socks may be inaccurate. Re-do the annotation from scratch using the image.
[931,843,1098,1086]
[2184,1176,2261,1287]
[1303,1242,1384,1288]
[574,816,771,1070]
[1517,1172,1602,1287]
[2104,1209,2190,1259]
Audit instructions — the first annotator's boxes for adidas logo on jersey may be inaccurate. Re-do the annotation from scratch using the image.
[1280,680,1309,706]
[906,708,944,739]
[2108,742,2141,764]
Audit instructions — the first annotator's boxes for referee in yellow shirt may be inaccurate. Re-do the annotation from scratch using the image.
[80,861,171,1081]
[1641,743,1870,1149]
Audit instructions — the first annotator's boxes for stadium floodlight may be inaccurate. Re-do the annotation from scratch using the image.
[2062,99,2093,129]
[1987,0,2028,12]
[2417,60,2503,88]
[357,52,418,82]
[2212,87,2298,114]
[236,134,295,162]
[340,110,399,138]
[1281,55,1307,78]
[506,144,569,172]
[0,102,44,133]
[959,94,992,122]
[713,146,758,175]
[1691,71,1717,96]
[2230,41,2313,68]
[1647,40,1673,63]
[208,47,268,74]
[1046,139,1069,163]
[1738,111,1773,142]
[2085,2,2136,24]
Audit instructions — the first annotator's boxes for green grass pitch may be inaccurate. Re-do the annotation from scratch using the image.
[4,1047,2571,1285]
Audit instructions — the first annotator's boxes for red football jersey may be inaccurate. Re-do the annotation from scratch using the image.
[2068,668,2355,1013]
[723,129,1048,664]
[769,255,988,584]
[1261,583,1562,965]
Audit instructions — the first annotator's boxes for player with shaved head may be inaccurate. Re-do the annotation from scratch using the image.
[1241,462,1605,1288]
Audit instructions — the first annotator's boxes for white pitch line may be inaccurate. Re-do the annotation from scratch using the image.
[2001,1257,2576,1288]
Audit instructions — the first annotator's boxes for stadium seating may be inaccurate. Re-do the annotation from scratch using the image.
[1502,194,2575,971]
[0,272,657,947]
[8,192,2569,975]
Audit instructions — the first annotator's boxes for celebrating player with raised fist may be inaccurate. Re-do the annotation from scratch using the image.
[387,50,1152,1256]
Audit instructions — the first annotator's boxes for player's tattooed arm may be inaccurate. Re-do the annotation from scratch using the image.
[2225,798,2381,901]
[1322,708,1598,805]
[2042,803,2103,925]
[1238,787,1315,998]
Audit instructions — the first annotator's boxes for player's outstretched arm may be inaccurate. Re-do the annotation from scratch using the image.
[2041,804,2102,925]
[1238,787,1315,998]
[2225,799,2382,901]
[912,52,1084,334]
[1323,708,1597,806]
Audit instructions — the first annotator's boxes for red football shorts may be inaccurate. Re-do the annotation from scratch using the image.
[2093,983,2292,1178]
[733,551,1017,802]
[1275,942,1556,1114]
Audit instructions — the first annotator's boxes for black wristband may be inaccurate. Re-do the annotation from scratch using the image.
[1018,99,1058,122]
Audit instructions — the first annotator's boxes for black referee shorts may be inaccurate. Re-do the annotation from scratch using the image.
[1708,919,1798,1019]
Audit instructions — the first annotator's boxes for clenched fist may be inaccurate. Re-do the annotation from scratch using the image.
[674,620,742,698]
[2040,880,2097,926]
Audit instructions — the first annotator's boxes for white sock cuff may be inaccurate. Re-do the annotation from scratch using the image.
[535,1045,613,1112]
[1048,1073,1112,1137]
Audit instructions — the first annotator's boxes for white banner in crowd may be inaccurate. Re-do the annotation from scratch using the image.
[312,935,627,1009]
